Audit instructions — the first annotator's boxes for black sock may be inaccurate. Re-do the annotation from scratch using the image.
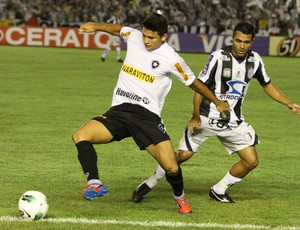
[165,166,183,197]
[76,141,99,181]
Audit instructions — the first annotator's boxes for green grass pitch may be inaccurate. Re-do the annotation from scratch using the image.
[0,45,299,230]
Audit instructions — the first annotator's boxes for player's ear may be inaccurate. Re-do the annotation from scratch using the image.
[161,33,167,42]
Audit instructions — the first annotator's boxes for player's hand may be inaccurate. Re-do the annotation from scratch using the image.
[78,22,96,34]
[216,100,230,119]
[288,102,300,116]
[188,114,201,134]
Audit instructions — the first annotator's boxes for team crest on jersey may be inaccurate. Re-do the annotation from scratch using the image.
[222,68,231,78]
[152,60,159,69]
[247,67,255,79]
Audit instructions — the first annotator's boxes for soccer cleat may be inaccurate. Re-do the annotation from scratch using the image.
[132,181,151,203]
[101,57,105,62]
[175,196,192,214]
[209,188,235,203]
[117,58,123,63]
[82,184,108,200]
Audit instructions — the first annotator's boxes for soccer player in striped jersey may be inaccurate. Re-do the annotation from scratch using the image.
[132,21,300,203]
[74,13,230,214]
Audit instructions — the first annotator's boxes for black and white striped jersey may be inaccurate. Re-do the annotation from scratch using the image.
[198,46,271,127]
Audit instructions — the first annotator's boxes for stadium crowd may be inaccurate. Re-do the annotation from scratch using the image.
[0,0,300,36]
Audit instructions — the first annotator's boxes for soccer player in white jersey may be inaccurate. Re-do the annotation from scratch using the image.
[132,21,300,203]
[73,13,230,214]
[100,8,123,62]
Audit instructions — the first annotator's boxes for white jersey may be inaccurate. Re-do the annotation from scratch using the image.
[199,46,271,127]
[111,26,196,116]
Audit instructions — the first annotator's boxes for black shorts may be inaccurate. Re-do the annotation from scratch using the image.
[93,103,170,150]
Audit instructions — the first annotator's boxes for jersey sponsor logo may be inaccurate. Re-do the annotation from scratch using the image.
[220,54,230,61]
[219,80,247,100]
[121,31,130,37]
[222,68,231,78]
[152,60,159,69]
[247,56,256,62]
[115,87,150,104]
[226,80,247,96]
[174,63,188,81]
[121,64,156,84]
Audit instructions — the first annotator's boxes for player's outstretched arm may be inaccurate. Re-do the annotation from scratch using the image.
[263,82,300,116]
[189,79,230,118]
[188,92,203,134]
[78,22,123,36]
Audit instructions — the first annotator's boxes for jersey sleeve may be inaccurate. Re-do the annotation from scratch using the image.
[169,54,196,86]
[253,54,271,86]
[120,26,136,42]
[198,51,219,88]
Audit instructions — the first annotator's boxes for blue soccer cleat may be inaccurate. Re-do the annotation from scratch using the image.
[82,184,108,200]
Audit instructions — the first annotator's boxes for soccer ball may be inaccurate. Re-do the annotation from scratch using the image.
[18,191,49,221]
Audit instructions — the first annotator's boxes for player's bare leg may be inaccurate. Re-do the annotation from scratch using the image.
[133,141,192,214]
[210,146,259,203]
[132,149,194,210]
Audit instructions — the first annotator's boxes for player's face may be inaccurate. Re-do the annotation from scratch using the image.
[142,28,167,51]
[231,31,254,58]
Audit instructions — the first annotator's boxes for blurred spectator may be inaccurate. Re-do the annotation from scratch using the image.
[27,12,39,26]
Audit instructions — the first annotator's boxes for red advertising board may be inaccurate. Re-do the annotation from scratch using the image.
[0,26,112,48]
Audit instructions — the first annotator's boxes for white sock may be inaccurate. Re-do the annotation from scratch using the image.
[88,179,102,185]
[154,165,166,179]
[145,165,166,188]
[116,47,121,60]
[174,190,185,200]
[102,47,111,58]
[212,171,242,194]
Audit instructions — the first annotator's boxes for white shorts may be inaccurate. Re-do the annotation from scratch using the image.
[178,115,259,155]
[108,35,121,47]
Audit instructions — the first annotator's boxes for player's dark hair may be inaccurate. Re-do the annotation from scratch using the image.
[142,13,168,36]
[233,22,255,39]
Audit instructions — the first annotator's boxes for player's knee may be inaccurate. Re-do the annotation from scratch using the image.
[72,130,87,144]
[245,157,259,170]
[176,150,193,164]
[164,165,179,176]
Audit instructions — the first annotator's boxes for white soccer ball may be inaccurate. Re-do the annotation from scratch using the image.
[18,190,49,221]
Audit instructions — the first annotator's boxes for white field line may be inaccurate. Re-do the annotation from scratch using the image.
[0,216,299,230]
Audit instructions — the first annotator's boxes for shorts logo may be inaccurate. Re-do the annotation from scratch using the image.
[158,124,166,133]
[244,132,252,142]
[191,137,202,145]
[152,60,159,69]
